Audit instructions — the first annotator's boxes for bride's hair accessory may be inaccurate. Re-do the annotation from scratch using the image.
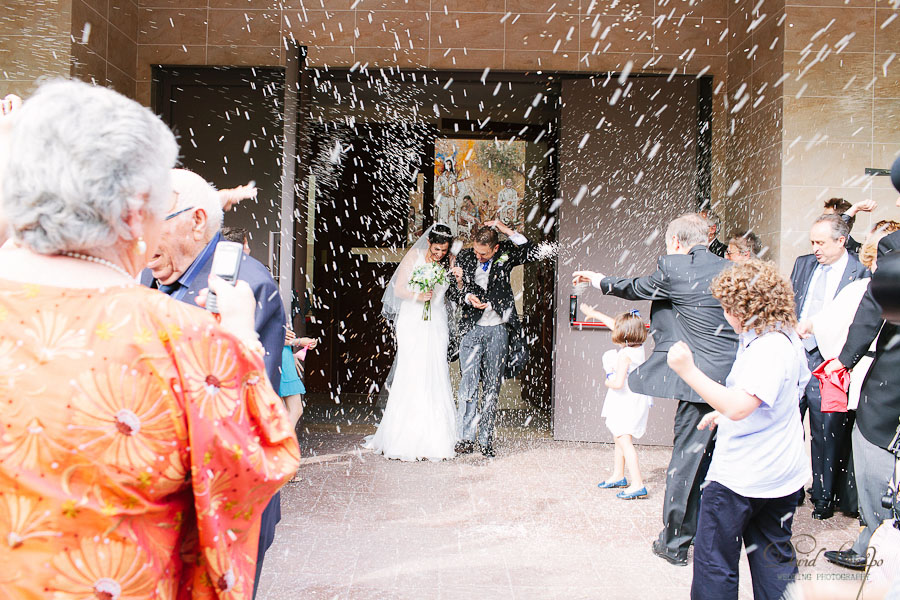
[428,223,454,244]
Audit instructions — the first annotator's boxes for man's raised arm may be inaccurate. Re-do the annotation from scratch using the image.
[574,259,669,302]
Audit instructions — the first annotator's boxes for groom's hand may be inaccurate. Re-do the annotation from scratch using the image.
[483,219,513,236]
[451,266,463,285]
[467,294,488,310]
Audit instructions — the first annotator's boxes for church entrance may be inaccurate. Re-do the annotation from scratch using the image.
[300,69,559,439]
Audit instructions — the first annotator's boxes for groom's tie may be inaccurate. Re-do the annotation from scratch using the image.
[481,260,490,271]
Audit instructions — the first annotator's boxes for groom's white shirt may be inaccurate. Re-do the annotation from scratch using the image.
[466,233,528,327]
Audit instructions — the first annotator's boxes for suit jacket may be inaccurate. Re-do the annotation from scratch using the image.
[838,213,863,254]
[140,241,287,391]
[708,237,727,258]
[838,230,900,449]
[789,252,866,323]
[599,245,739,403]
[454,238,543,335]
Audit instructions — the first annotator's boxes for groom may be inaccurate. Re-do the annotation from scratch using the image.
[454,220,546,457]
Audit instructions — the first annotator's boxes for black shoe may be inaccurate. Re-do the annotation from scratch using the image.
[796,488,806,507]
[479,444,495,458]
[454,441,474,455]
[651,540,688,566]
[811,505,834,520]
[824,549,867,571]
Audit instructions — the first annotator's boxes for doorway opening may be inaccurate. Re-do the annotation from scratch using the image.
[300,68,560,443]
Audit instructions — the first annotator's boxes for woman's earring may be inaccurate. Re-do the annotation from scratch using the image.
[136,237,147,255]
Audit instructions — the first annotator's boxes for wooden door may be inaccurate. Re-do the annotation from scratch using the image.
[306,122,432,398]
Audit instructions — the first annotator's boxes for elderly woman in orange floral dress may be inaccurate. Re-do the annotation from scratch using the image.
[0,80,300,599]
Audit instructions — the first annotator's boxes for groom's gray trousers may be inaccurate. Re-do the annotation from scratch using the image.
[457,323,508,447]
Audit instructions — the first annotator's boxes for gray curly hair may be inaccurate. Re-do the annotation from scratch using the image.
[2,79,178,254]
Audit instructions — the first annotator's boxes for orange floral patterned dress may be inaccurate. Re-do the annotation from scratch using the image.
[0,280,301,599]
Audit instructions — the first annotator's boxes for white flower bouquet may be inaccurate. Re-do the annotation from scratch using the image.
[409,262,449,320]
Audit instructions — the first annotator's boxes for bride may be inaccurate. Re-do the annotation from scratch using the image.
[363,223,460,461]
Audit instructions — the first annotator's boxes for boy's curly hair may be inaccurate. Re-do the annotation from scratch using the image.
[710,259,797,332]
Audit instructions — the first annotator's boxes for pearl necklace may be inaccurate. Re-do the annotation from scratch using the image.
[62,251,134,281]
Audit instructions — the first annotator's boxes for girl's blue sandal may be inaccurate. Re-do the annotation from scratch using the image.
[616,487,648,500]
[597,478,628,489]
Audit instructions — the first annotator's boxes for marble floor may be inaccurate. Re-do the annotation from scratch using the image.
[256,428,867,600]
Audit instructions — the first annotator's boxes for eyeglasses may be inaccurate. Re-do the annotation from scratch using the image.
[164,206,195,221]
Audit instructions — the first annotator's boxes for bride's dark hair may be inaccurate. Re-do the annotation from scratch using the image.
[428,223,454,267]
[428,223,453,244]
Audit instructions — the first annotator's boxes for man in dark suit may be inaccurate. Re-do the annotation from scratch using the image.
[453,220,547,458]
[141,169,286,597]
[822,191,900,569]
[791,214,867,520]
[574,212,739,566]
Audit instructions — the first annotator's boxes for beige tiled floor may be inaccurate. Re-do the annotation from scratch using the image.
[257,431,866,599]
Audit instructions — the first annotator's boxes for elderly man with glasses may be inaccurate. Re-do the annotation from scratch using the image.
[140,168,287,598]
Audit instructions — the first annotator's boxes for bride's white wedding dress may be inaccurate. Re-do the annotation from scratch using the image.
[363,250,458,461]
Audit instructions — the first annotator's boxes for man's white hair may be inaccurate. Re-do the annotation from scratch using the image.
[667,213,709,248]
[2,79,177,254]
[170,168,223,241]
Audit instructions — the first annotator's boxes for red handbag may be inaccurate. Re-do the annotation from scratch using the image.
[812,359,850,413]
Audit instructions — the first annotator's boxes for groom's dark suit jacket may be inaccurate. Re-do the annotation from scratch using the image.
[453,238,544,374]
[451,240,540,379]
[598,245,739,403]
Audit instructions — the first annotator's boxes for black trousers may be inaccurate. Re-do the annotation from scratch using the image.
[657,400,716,558]
[691,481,801,600]
[253,492,281,598]
[799,348,854,511]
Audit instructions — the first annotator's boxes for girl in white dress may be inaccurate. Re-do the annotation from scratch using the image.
[581,306,651,500]
[363,224,460,461]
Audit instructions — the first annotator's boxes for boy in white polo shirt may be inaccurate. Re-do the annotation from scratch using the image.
[666,260,811,600]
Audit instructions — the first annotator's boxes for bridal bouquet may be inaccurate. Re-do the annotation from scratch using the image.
[409,263,448,321]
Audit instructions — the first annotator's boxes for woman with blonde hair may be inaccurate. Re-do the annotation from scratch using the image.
[0,80,299,598]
